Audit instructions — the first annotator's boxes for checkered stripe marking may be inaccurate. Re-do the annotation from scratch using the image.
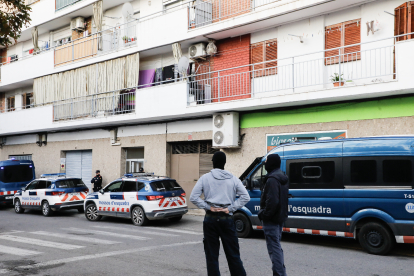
[252,226,354,238]
[395,236,414,244]
[99,207,130,213]
[59,191,88,202]
[158,197,186,208]
[0,190,18,196]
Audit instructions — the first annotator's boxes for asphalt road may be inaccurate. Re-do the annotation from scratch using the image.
[0,206,413,276]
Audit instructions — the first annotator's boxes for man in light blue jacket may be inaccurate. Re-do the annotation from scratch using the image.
[190,151,250,276]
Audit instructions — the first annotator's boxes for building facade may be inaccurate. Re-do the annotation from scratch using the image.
[1,0,414,202]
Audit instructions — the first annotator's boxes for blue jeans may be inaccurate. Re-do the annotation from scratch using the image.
[203,213,246,276]
[263,221,287,276]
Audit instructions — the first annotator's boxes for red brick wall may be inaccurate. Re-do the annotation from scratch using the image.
[72,17,93,40]
[210,34,251,102]
[212,0,251,23]
[0,48,7,64]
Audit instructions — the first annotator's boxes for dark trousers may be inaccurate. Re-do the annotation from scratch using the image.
[263,221,287,276]
[203,213,246,276]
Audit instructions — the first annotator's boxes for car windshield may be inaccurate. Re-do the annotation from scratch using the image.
[0,165,33,183]
[56,179,86,188]
[150,180,182,192]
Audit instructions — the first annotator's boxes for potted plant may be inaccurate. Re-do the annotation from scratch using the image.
[122,36,128,43]
[330,73,345,87]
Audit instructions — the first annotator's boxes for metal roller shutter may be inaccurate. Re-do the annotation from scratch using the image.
[66,150,92,190]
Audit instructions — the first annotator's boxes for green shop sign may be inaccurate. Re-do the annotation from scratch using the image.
[266,131,347,152]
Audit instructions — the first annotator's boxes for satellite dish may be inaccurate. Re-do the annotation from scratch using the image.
[178,56,190,75]
[122,2,134,20]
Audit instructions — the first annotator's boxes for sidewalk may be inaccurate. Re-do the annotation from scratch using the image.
[186,209,205,216]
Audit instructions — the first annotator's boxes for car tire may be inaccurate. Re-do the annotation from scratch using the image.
[358,222,395,255]
[77,206,84,213]
[233,212,253,238]
[85,204,102,221]
[42,201,53,217]
[168,216,182,222]
[132,206,149,226]
[14,199,24,214]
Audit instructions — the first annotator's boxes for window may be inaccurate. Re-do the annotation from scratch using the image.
[104,181,123,192]
[325,19,361,65]
[36,181,51,189]
[350,160,376,183]
[8,155,32,161]
[150,180,182,192]
[122,181,137,192]
[250,165,267,190]
[395,2,414,41]
[138,182,146,191]
[26,181,38,190]
[290,161,335,185]
[56,179,86,188]
[0,165,33,183]
[383,160,412,183]
[23,93,33,109]
[6,96,15,112]
[251,39,277,77]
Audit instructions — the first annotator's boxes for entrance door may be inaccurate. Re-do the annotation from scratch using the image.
[171,154,200,208]
[66,150,93,190]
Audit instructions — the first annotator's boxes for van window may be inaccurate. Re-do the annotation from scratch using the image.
[383,160,412,183]
[290,161,335,184]
[0,165,33,183]
[251,165,267,190]
[351,160,376,183]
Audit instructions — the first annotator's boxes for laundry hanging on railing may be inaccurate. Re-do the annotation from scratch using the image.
[138,69,155,88]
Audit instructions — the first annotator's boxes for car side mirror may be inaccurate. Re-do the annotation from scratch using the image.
[243,178,251,190]
[99,189,104,194]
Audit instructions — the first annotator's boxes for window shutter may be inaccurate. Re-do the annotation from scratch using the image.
[344,21,361,61]
[395,3,408,41]
[408,1,414,39]
[325,26,342,65]
[265,39,277,75]
[251,42,264,77]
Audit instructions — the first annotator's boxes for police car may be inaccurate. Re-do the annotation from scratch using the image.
[84,173,188,226]
[14,173,89,216]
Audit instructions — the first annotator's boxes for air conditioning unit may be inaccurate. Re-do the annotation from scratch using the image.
[212,112,239,148]
[189,43,207,59]
[71,17,85,31]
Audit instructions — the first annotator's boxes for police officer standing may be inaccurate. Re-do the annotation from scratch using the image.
[91,170,103,192]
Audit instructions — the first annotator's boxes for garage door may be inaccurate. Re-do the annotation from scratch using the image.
[66,150,93,189]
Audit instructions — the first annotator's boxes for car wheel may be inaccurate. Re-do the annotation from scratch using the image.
[77,206,84,213]
[358,222,395,255]
[14,199,24,214]
[132,206,149,226]
[233,212,253,238]
[42,201,53,217]
[168,216,182,222]
[85,204,102,221]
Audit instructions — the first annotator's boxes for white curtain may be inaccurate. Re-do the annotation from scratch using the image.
[93,0,103,50]
[172,43,187,78]
[34,53,140,117]
[31,27,39,52]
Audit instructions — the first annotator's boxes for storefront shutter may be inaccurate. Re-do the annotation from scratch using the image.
[344,21,361,61]
[251,42,264,77]
[265,39,277,75]
[325,26,342,65]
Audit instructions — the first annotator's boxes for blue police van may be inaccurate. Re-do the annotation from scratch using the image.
[235,137,414,255]
[0,159,35,205]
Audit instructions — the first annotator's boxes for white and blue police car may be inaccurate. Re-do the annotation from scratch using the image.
[14,173,89,216]
[84,173,188,226]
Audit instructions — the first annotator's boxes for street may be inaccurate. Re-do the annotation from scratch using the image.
[0,207,413,276]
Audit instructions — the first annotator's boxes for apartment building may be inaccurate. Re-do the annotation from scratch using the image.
[1,0,414,201]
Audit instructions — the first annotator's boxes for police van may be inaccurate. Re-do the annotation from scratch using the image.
[236,137,414,255]
[84,173,188,226]
[14,174,89,216]
[0,159,35,205]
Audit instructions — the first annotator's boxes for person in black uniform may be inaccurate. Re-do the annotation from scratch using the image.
[91,170,103,192]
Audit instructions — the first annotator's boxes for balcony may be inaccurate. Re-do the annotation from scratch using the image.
[56,0,84,11]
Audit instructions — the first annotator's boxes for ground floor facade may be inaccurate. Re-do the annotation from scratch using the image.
[1,95,414,205]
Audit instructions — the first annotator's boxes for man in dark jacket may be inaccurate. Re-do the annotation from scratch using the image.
[91,170,103,192]
[258,154,289,276]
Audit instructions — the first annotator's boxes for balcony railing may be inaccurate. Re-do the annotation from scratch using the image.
[188,0,282,29]
[56,0,83,11]
[53,91,136,121]
[54,23,137,66]
[188,36,400,105]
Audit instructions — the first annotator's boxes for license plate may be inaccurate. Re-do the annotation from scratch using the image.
[5,196,13,199]
[69,193,80,196]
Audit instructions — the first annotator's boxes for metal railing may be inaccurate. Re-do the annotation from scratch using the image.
[54,23,137,66]
[1,104,37,113]
[56,0,83,11]
[53,91,136,121]
[188,37,399,105]
[188,0,282,28]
